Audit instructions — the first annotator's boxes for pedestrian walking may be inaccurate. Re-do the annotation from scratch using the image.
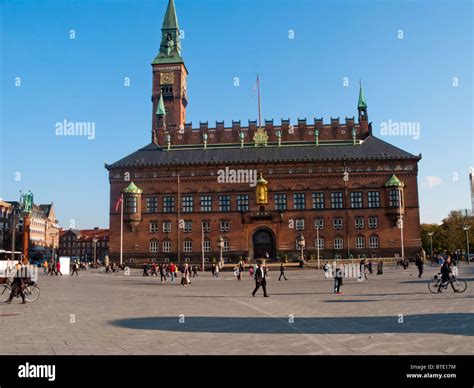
[248,265,254,278]
[368,260,373,274]
[323,262,330,279]
[71,262,79,276]
[376,260,383,275]
[43,260,48,275]
[192,265,198,278]
[56,261,62,276]
[278,262,287,281]
[334,263,344,294]
[170,263,176,283]
[252,262,269,297]
[142,263,149,277]
[214,264,219,278]
[415,253,424,278]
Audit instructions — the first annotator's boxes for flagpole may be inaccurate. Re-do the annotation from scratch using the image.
[257,75,262,129]
[120,194,123,265]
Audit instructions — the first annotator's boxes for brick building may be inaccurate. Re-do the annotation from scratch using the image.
[58,227,109,262]
[105,0,422,264]
[0,200,12,250]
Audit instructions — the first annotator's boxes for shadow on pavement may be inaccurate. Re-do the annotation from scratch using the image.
[109,313,474,335]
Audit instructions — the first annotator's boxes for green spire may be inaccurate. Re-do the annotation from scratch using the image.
[124,182,143,194]
[383,175,405,188]
[152,0,183,65]
[358,80,367,109]
[162,0,179,29]
[156,93,166,116]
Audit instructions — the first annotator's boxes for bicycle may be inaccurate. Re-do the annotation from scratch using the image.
[428,274,467,294]
[0,279,40,303]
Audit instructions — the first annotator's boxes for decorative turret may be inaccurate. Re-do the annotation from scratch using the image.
[123,182,143,231]
[384,175,405,221]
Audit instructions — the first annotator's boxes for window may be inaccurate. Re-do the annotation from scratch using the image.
[163,221,172,233]
[183,240,192,252]
[146,196,158,213]
[220,220,230,232]
[350,192,363,208]
[368,191,380,208]
[312,192,324,209]
[223,238,230,252]
[163,196,175,213]
[369,235,379,248]
[219,195,231,212]
[180,220,191,233]
[368,216,378,229]
[150,239,159,253]
[203,239,211,252]
[389,190,401,207]
[293,193,306,210]
[331,192,343,209]
[125,196,137,213]
[202,220,211,233]
[314,218,324,230]
[200,195,212,212]
[334,237,344,250]
[315,237,325,250]
[182,195,194,212]
[237,194,249,212]
[356,236,365,249]
[274,193,287,211]
[162,240,171,252]
[149,221,158,233]
[333,218,343,230]
[355,217,364,229]
[295,219,305,231]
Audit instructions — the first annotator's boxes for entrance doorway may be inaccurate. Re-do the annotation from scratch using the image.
[252,228,276,260]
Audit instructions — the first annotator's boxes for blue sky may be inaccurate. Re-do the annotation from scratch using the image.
[1,0,472,229]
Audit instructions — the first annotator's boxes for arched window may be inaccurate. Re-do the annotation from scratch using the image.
[149,239,159,253]
[369,235,379,249]
[356,235,365,249]
[315,237,325,250]
[223,238,230,252]
[334,236,344,250]
[162,239,171,253]
[183,239,192,252]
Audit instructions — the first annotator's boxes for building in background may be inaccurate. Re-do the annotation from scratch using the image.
[2,201,59,260]
[0,200,13,250]
[106,0,422,264]
[470,169,473,215]
[58,227,109,262]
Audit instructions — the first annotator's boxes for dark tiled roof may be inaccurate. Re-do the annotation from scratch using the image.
[106,136,420,169]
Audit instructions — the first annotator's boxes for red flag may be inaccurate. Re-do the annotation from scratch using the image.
[115,193,123,212]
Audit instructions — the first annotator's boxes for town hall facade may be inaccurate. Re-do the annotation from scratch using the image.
[106,0,422,264]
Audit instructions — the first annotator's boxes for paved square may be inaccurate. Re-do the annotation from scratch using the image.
[0,264,472,355]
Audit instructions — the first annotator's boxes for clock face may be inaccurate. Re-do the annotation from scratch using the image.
[160,72,174,85]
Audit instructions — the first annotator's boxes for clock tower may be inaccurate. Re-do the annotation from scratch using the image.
[151,0,188,145]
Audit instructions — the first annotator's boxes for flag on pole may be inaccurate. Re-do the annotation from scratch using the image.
[115,193,124,212]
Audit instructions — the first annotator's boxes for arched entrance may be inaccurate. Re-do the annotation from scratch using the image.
[252,227,276,260]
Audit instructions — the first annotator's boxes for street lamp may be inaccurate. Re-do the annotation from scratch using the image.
[463,226,470,265]
[427,231,434,264]
[315,225,320,270]
[49,231,58,264]
[92,237,98,264]
[297,234,306,263]
[217,235,224,269]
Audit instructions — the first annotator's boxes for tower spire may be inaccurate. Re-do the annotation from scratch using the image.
[357,80,368,122]
[153,0,183,64]
[162,0,179,29]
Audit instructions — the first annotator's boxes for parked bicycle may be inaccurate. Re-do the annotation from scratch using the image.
[428,273,467,294]
[0,279,40,303]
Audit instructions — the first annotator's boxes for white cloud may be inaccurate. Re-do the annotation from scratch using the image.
[422,176,443,188]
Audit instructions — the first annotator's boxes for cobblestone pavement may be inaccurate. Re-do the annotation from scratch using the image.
[1,263,473,355]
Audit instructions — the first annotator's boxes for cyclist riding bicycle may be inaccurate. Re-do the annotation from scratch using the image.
[6,262,32,304]
[437,256,459,293]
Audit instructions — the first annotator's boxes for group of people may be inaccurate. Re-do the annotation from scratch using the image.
[42,260,62,276]
[142,262,199,284]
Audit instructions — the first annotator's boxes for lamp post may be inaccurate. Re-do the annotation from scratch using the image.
[92,237,98,264]
[49,231,58,265]
[217,235,224,269]
[463,226,470,264]
[397,187,405,259]
[316,225,320,270]
[427,232,434,264]
[297,234,306,263]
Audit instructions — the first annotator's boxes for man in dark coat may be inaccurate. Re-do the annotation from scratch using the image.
[252,262,269,297]
[415,253,424,278]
